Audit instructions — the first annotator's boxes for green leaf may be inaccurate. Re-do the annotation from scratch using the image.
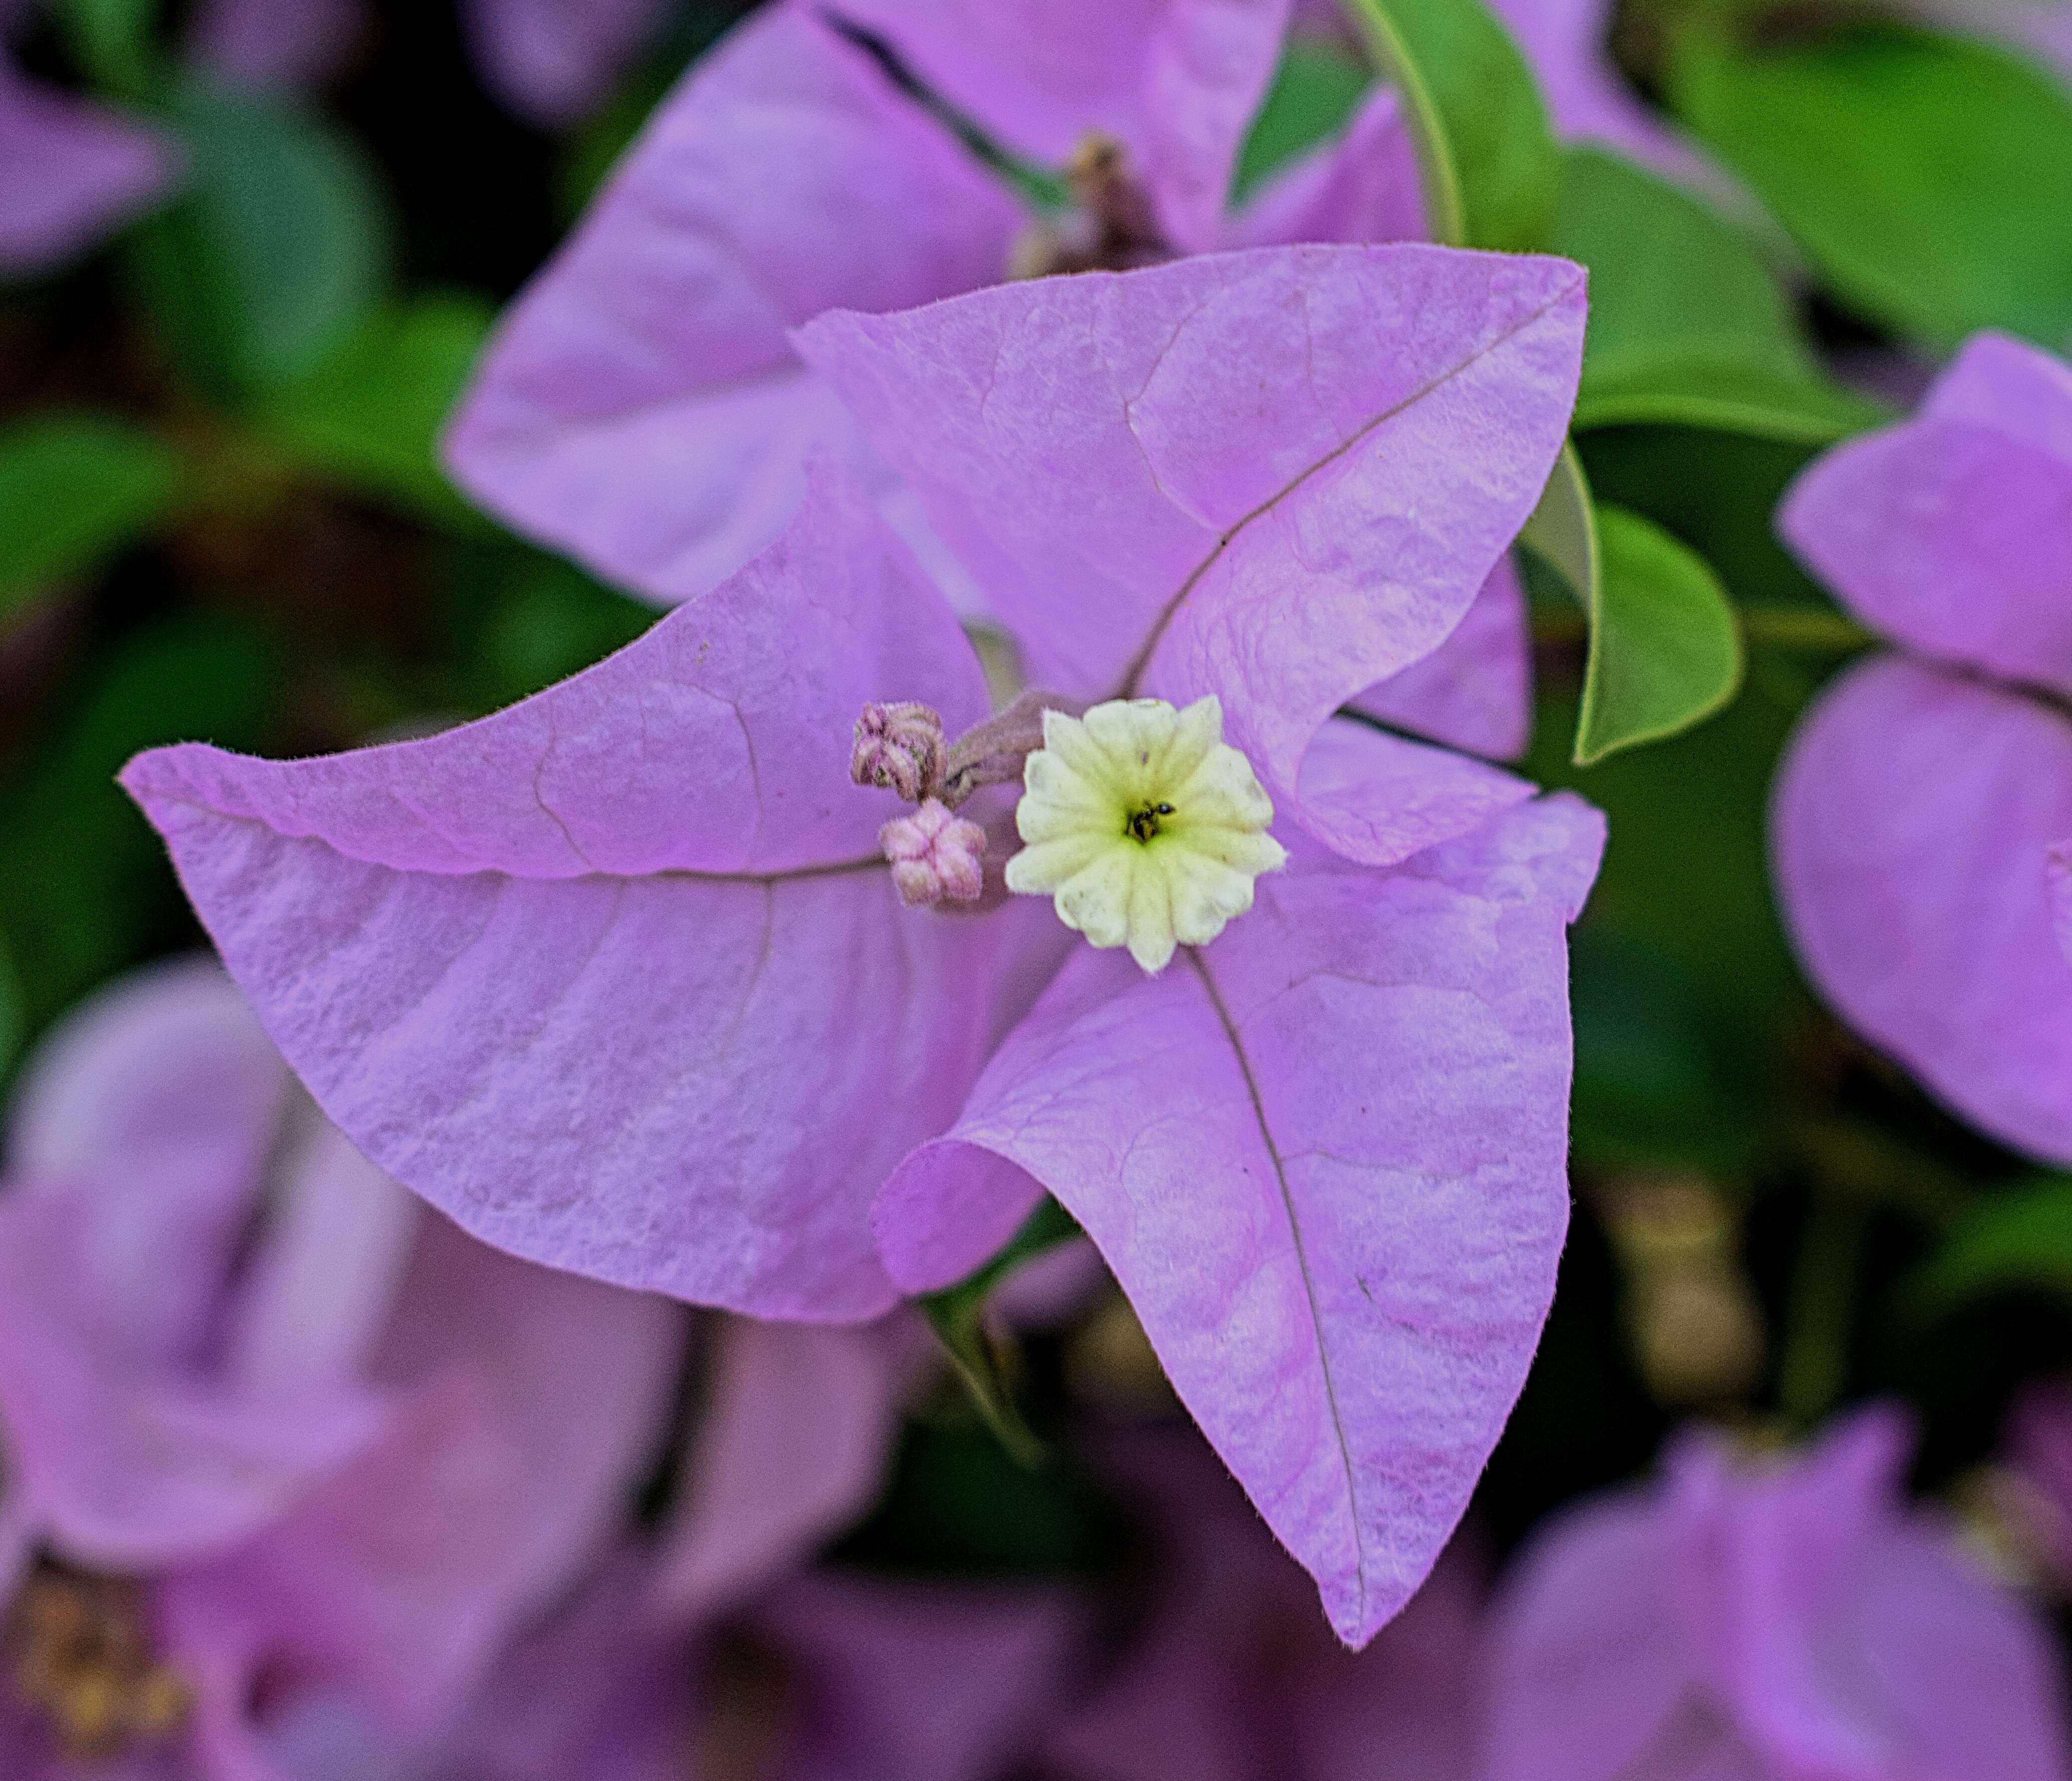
[1339,0,1558,249]
[918,1197,1083,1467]
[129,81,395,396]
[0,615,284,1030]
[0,945,22,1089]
[1570,928,1763,1173]
[0,413,182,621]
[1673,22,2072,348]
[1519,440,1599,608]
[1575,504,1744,765]
[1555,147,1882,444]
[1232,39,1373,199]
[1904,1176,2072,1322]
[259,294,494,525]
[48,0,161,99]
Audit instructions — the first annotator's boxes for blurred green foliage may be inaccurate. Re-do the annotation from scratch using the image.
[129,80,396,395]
[1675,23,2072,348]
[0,413,181,622]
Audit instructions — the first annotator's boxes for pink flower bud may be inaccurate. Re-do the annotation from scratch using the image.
[879,799,988,907]
[850,701,947,803]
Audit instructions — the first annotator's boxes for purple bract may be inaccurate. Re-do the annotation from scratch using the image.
[1773,331,2072,1165]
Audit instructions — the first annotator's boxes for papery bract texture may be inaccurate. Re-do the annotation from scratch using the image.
[833,0,1290,251]
[1772,659,2072,1165]
[796,244,1582,867]
[1484,1407,2072,1781]
[185,0,365,90]
[1484,0,1721,190]
[1350,557,1532,763]
[459,0,671,127]
[1781,331,2072,699]
[1046,1426,1480,1781]
[1774,654,2072,1168]
[0,62,178,276]
[751,1571,1088,1781]
[1775,331,2072,1165]
[443,5,1021,604]
[121,475,1044,1320]
[652,1315,914,1619]
[0,958,683,1775]
[876,789,1605,1645]
[1223,84,1425,252]
[2053,847,2072,967]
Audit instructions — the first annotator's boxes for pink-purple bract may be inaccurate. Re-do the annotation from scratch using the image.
[2009,1382,2072,1595]
[1483,1406,2072,1781]
[296,1551,1086,1781]
[0,958,682,1778]
[183,0,666,124]
[1773,331,2072,1166]
[1045,1425,1480,1781]
[0,52,178,277]
[440,1,1367,572]
[124,238,1597,1645]
[439,0,1546,762]
[1482,0,1723,191]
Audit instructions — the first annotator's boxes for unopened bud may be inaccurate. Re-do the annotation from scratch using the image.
[880,799,989,907]
[851,702,947,804]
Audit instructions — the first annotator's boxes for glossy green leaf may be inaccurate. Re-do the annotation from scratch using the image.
[1339,0,1558,249]
[0,413,182,621]
[1233,38,1373,199]
[1556,147,1880,444]
[1674,23,2072,348]
[1576,504,1744,766]
[260,294,493,524]
[1519,440,1599,607]
[919,1197,1083,1467]
[130,81,395,395]
[1904,1176,2072,1321]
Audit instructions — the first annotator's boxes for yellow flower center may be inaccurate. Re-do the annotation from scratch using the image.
[1003,695,1287,973]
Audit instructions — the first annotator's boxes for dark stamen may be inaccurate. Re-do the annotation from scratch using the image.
[1126,801,1176,844]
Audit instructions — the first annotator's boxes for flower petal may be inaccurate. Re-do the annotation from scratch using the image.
[1222,82,1425,250]
[371,1211,684,1622]
[0,1187,383,1568]
[121,475,1030,1319]
[443,7,1021,605]
[184,0,365,90]
[1350,555,1533,762]
[6,957,289,1363]
[652,1314,911,1620]
[748,1571,1089,1781]
[160,1368,529,1741]
[835,0,1289,251]
[1780,334,2072,699]
[1771,655,2072,1165]
[0,65,179,277]
[458,0,671,128]
[1485,0,1720,189]
[797,244,1584,865]
[877,793,1604,1645]
[1483,1483,1698,1781]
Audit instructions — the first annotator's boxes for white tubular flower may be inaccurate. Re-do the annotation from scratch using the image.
[1003,695,1288,973]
